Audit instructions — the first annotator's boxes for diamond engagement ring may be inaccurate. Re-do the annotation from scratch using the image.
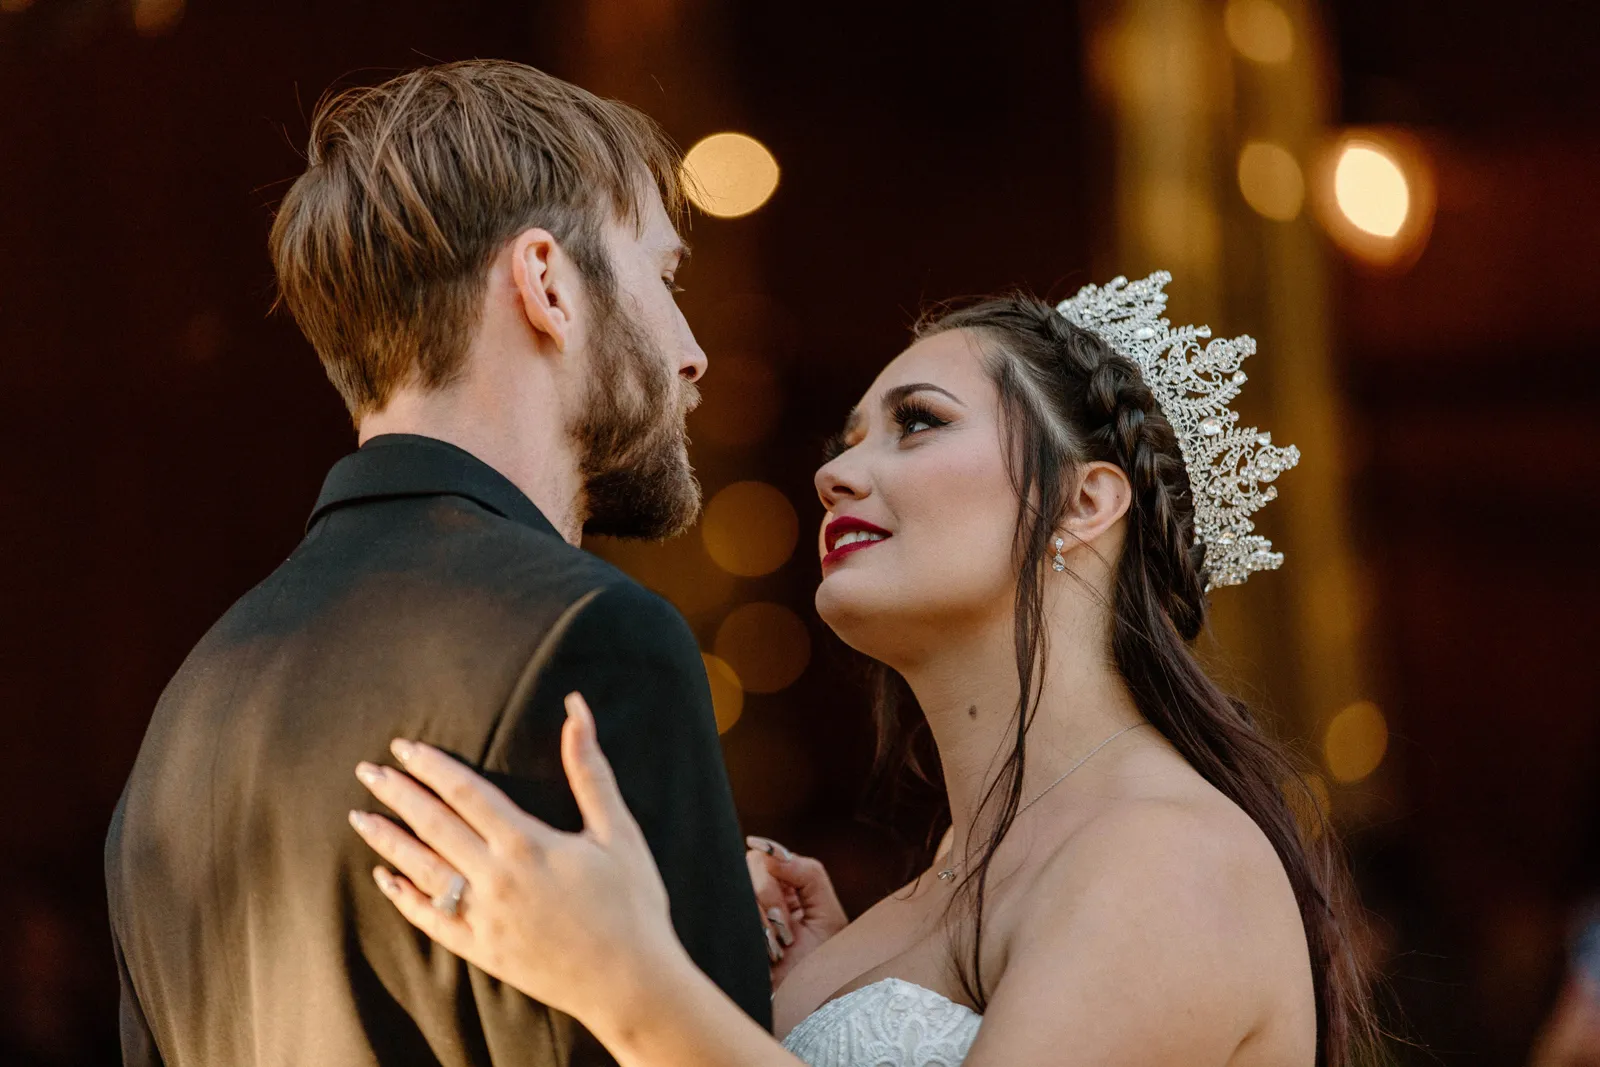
[432,873,467,917]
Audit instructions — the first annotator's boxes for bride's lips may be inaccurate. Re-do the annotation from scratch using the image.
[822,516,892,568]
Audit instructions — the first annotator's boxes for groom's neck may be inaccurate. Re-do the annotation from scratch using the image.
[358,369,586,546]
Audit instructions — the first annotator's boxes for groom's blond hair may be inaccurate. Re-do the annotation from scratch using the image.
[269,60,685,419]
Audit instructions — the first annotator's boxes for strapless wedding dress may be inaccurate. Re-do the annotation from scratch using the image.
[780,978,981,1067]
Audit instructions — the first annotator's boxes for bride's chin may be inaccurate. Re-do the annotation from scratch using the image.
[815,577,909,659]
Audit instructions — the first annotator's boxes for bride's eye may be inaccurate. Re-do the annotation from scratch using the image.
[892,400,947,440]
[662,276,684,294]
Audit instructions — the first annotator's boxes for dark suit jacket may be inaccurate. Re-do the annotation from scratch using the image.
[105,434,771,1066]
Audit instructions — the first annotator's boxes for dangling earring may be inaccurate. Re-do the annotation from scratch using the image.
[1051,537,1067,572]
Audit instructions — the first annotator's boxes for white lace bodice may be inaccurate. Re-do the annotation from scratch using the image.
[780,978,981,1067]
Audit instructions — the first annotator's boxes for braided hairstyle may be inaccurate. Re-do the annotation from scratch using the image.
[867,294,1379,1066]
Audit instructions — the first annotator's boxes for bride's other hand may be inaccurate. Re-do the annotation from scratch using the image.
[348,692,686,1032]
[745,836,847,986]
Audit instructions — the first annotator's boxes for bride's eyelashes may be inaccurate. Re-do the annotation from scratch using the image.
[889,399,948,443]
[820,400,950,461]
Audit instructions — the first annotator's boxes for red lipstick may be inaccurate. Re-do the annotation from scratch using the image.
[822,516,892,568]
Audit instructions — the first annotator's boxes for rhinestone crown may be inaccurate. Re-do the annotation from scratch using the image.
[1056,271,1299,592]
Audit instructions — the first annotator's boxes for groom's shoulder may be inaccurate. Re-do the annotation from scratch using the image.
[436,520,692,654]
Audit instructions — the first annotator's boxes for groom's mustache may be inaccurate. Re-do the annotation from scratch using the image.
[680,380,702,417]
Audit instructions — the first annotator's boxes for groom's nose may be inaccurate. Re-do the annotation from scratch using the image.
[675,308,708,384]
[679,339,707,384]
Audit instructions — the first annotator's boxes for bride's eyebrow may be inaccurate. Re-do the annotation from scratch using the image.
[836,383,967,438]
[882,383,965,408]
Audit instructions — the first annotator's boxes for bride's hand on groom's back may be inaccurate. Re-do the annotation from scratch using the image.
[745,836,847,987]
[347,692,691,1036]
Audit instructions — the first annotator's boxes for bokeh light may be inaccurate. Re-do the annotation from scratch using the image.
[1334,142,1411,238]
[701,481,799,577]
[588,533,735,621]
[1224,0,1294,64]
[681,133,780,218]
[1324,700,1390,783]
[714,602,812,694]
[701,653,744,734]
[1237,141,1305,221]
[1312,130,1435,269]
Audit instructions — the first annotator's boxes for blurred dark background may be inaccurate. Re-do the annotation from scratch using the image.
[1,0,1596,1063]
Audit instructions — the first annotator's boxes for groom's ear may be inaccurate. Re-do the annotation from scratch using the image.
[510,228,575,354]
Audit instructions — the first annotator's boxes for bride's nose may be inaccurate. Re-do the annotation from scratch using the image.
[814,452,870,511]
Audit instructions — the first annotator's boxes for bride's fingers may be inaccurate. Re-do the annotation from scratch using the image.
[561,693,634,844]
[387,740,530,847]
[370,866,475,954]
[356,762,491,880]
[348,810,459,899]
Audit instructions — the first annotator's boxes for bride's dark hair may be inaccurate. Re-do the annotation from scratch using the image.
[866,294,1380,1066]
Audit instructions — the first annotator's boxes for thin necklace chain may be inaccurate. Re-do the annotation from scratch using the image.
[936,721,1150,882]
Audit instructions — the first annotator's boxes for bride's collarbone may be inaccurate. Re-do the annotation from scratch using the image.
[774,799,1157,1035]
[773,870,1006,1036]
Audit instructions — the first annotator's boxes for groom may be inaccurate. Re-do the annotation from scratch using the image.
[105,60,771,1065]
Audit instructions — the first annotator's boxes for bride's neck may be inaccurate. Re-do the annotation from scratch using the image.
[897,602,1143,851]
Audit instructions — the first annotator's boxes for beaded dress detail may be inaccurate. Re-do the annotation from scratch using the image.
[781,978,981,1067]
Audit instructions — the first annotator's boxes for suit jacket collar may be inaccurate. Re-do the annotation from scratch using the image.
[308,433,561,539]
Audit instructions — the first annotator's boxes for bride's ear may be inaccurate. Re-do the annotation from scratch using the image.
[1058,461,1133,550]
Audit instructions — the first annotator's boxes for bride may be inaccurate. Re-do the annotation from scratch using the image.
[347,274,1379,1066]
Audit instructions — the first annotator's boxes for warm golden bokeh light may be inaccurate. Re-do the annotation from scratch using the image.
[587,533,735,621]
[1237,141,1305,221]
[702,481,799,577]
[1324,700,1390,783]
[1224,0,1294,64]
[714,602,811,694]
[1334,142,1411,238]
[701,653,744,734]
[1312,129,1436,269]
[0,0,37,14]
[681,133,780,219]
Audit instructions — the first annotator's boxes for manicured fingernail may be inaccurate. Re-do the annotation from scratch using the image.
[768,907,794,946]
[748,836,792,860]
[764,925,782,962]
[391,739,415,762]
[356,762,385,786]
[565,693,593,732]
[373,868,399,896]
[348,810,370,832]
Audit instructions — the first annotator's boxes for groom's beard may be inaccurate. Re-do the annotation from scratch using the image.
[573,296,701,541]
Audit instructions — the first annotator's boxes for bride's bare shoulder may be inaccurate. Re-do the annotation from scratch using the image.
[971,786,1315,1061]
[1021,775,1312,999]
